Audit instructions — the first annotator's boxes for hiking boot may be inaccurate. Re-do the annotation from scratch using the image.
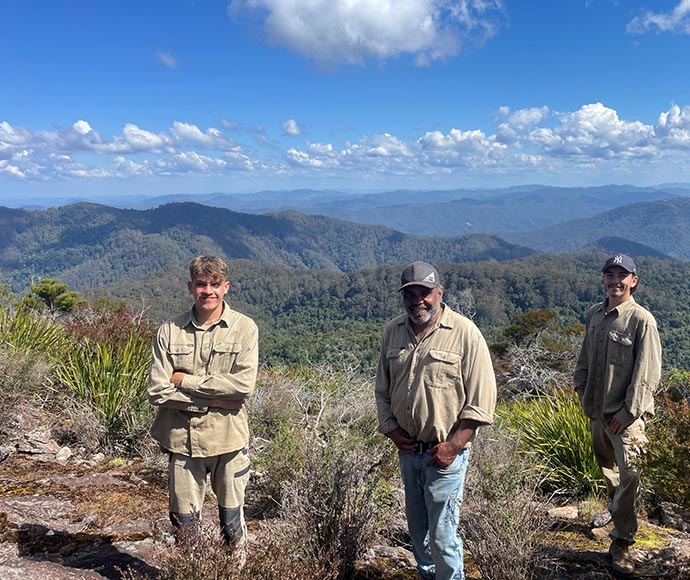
[591,508,612,528]
[609,539,635,575]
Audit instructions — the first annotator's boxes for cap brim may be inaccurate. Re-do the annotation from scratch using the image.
[398,281,437,292]
[602,266,635,273]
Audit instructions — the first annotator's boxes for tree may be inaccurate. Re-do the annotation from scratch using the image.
[22,278,85,318]
[503,309,556,346]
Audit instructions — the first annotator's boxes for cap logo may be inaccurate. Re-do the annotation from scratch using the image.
[423,273,435,283]
[613,255,624,264]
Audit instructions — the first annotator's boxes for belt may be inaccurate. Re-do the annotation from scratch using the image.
[413,441,438,454]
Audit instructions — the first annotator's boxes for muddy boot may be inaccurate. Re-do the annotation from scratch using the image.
[609,538,635,575]
[169,512,196,542]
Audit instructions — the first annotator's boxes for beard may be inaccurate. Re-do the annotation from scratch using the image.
[407,300,440,329]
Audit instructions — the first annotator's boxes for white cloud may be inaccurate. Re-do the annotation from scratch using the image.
[228,0,505,66]
[627,0,690,34]
[283,119,303,136]
[121,124,168,152]
[155,151,230,175]
[655,104,690,148]
[308,142,333,154]
[286,148,332,168]
[72,120,93,135]
[0,160,26,179]
[171,122,240,151]
[156,50,180,68]
[5,102,690,186]
[531,103,654,159]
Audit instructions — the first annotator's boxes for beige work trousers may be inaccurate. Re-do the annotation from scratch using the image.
[168,447,250,521]
[590,416,647,544]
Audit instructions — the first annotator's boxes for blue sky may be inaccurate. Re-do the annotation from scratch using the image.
[2,0,690,203]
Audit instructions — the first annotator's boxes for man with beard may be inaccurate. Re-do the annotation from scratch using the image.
[574,254,661,574]
[375,261,497,580]
[148,254,258,545]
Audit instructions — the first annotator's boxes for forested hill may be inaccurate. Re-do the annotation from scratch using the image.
[90,253,690,370]
[505,197,690,258]
[0,202,533,292]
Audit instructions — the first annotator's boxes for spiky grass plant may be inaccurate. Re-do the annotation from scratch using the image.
[55,333,153,452]
[0,305,71,356]
[501,387,604,497]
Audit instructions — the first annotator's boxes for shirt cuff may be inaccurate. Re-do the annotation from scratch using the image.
[378,418,400,435]
[614,406,636,429]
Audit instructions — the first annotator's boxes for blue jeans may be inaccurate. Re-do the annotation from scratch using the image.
[399,449,470,580]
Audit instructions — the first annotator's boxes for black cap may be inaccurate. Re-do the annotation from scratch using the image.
[399,261,441,291]
[602,254,637,274]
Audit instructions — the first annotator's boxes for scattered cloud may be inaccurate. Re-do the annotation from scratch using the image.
[627,0,690,34]
[282,119,303,136]
[156,50,180,68]
[3,103,690,184]
[227,0,506,67]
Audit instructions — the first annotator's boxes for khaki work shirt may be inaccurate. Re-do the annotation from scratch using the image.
[574,296,661,426]
[375,304,496,444]
[148,303,258,457]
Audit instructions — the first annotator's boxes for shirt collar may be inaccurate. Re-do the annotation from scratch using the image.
[600,295,637,314]
[182,301,231,329]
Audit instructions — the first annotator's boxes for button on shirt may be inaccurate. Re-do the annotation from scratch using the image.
[574,296,661,426]
[375,304,496,444]
[148,305,258,457]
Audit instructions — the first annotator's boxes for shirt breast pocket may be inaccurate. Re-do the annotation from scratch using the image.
[212,341,241,373]
[386,348,406,385]
[608,330,633,364]
[169,341,194,373]
[424,349,461,389]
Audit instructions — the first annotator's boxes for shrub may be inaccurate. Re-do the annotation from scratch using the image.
[501,388,604,497]
[247,362,394,518]
[462,425,556,580]
[121,518,337,580]
[63,302,155,346]
[246,363,395,578]
[0,346,54,440]
[278,435,391,580]
[641,392,690,509]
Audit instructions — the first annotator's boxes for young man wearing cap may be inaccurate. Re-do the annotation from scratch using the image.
[574,254,661,574]
[375,261,497,580]
[148,254,258,545]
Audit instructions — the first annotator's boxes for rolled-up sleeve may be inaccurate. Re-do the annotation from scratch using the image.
[458,331,496,425]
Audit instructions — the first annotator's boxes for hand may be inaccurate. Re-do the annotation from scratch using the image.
[170,371,187,388]
[387,428,417,454]
[427,441,461,469]
[608,416,625,435]
[208,399,244,410]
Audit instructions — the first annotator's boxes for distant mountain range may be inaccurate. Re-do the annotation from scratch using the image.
[505,197,690,259]
[2,184,690,295]
[0,202,532,292]
[7,184,688,236]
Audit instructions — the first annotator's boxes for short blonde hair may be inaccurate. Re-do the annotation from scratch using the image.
[189,255,228,281]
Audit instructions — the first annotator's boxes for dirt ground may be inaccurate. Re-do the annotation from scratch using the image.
[2,448,690,579]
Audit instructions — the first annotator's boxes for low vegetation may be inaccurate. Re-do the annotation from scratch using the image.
[2,274,690,579]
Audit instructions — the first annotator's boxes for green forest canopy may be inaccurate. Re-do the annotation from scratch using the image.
[79,253,690,371]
